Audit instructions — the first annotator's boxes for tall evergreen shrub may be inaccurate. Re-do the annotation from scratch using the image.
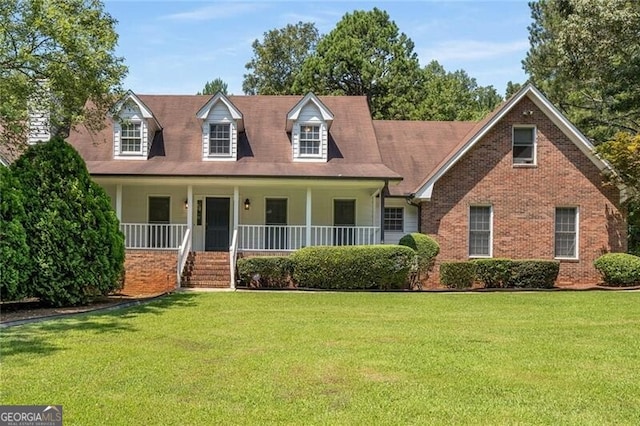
[11,137,125,306]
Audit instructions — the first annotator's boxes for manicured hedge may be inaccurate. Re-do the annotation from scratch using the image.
[594,253,640,287]
[439,262,475,289]
[473,259,513,288]
[237,256,293,288]
[291,245,415,290]
[510,260,559,289]
[398,233,440,280]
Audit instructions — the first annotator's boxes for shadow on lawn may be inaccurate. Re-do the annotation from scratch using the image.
[0,292,200,359]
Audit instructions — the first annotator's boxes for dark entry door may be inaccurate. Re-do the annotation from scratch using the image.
[265,198,287,249]
[334,199,356,245]
[205,197,230,251]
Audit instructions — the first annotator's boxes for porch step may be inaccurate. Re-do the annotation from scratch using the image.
[181,251,232,289]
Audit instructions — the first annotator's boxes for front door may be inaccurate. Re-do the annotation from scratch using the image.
[148,196,170,248]
[334,199,356,245]
[265,198,287,249]
[205,197,230,251]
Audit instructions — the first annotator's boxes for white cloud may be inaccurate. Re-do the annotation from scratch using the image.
[419,39,529,62]
[161,3,268,22]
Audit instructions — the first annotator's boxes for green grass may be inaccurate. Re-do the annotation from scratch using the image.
[2,292,640,425]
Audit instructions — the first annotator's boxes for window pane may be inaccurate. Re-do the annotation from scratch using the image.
[469,206,491,257]
[555,208,577,257]
[384,207,403,232]
[121,123,141,153]
[300,125,321,156]
[514,128,534,144]
[209,123,231,155]
[513,127,534,163]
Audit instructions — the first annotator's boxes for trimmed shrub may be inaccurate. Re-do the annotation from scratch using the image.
[291,245,414,290]
[237,256,293,288]
[398,233,440,280]
[594,253,640,287]
[509,260,559,289]
[11,137,125,306]
[472,259,513,288]
[439,262,475,289]
[0,167,31,301]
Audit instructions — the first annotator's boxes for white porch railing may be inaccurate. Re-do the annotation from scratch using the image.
[237,225,379,251]
[120,223,188,250]
[229,229,239,289]
[176,229,192,286]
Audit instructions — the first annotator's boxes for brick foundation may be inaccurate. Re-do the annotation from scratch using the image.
[421,97,626,287]
[120,250,178,296]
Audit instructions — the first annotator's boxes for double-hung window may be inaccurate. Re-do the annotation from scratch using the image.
[513,126,535,165]
[555,207,578,258]
[209,123,231,156]
[384,207,404,232]
[120,122,142,154]
[469,206,492,257]
[299,125,321,156]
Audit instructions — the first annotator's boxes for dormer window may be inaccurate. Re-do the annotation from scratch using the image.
[299,124,321,157]
[209,123,231,156]
[120,122,143,154]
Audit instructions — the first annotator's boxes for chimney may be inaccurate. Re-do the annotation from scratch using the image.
[27,79,51,144]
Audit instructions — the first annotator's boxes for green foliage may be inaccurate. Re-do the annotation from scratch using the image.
[197,78,228,95]
[0,167,31,300]
[243,22,319,95]
[524,0,640,140]
[398,232,439,279]
[594,253,640,287]
[439,262,476,289]
[0,0,127,145]
[10,137,124,306]
[509,260,559,289]
[236,256,293,288]
[505,81,523,99]
[291,245,414,290]
[472,259,514,288]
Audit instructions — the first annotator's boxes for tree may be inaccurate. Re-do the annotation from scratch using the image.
[416,61,502,121]
[505,81,523,99]
[197,78,228,95]
[0,0,127,148]
[0,167,31,301]
[523,0,640,140]
[11,137,125,306]
[243,22,319,95]
[292,8,423,120]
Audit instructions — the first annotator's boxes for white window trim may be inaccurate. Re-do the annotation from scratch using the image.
[554,206,579,260]
[512,125,537,167]
[468,205,493,258]
[208,122,232,158]
[118,120,144,156]
[298,123,323,159]
[383,206,404,232]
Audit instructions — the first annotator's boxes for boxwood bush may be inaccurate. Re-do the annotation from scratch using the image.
[594,253,640,287]
[510,260,559,289]
[398,233,440,280]
[439,262,476,289]
[237,256,293,288]
[472,259,513,288]
[291,245,414,290]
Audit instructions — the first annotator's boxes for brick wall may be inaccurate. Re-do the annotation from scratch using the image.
[120,250,178,296]
[421,96,626,286]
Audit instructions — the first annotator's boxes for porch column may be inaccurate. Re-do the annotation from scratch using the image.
[233,186,239,231]
[187,185,193,229]
[380,181,387,244]
[115,184,122,221]
[306,187,312,247]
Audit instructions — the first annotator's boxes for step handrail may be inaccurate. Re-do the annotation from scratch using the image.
[176,228,192,287]
[229,228,239,289]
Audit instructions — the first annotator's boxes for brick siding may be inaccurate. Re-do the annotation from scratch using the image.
[421,97,627,286]
[120,250,178,296]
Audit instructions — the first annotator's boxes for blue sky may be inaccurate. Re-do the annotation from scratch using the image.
[104,1,532,96]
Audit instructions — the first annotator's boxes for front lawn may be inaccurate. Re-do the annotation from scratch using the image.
[2,292,640,424]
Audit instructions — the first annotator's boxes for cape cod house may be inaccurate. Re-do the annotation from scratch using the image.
[59,84,625,293]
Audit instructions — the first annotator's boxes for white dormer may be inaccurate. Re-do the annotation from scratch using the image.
[111,91,160,160]
[286,93,334,162]
[196,92,243,161]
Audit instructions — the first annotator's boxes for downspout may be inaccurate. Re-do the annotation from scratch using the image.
[406,193,422,232]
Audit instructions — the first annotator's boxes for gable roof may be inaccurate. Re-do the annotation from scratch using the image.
[111,90,161,128]
[67,94,400,181]
[412,84,614,200]
[196,92,244,131]
[286,93,334,131]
